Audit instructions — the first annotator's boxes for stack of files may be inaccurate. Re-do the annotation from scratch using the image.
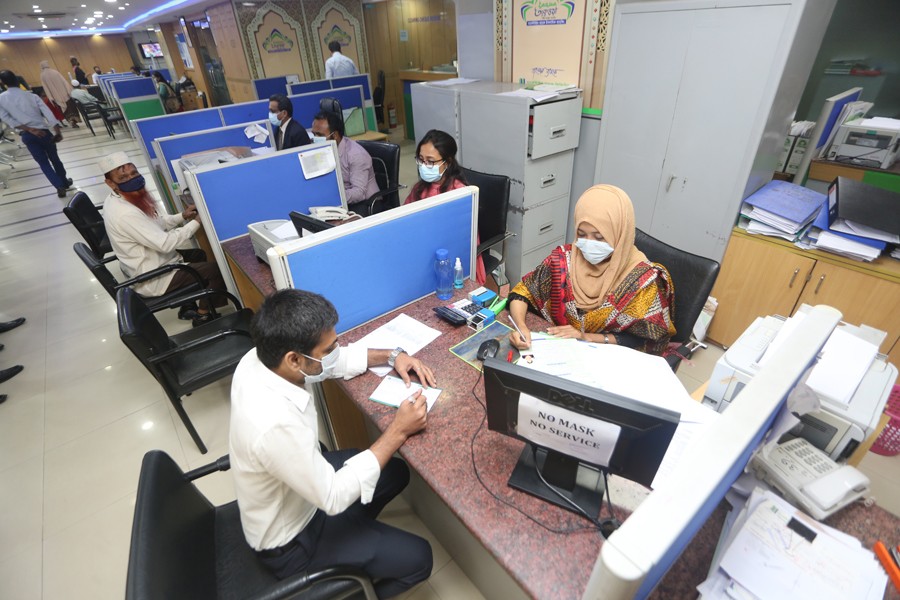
[697,487,887,599]
[802,198,886,262]
[740,181,825,239]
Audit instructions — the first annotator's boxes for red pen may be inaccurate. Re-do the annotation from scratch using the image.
[506,350,514,363]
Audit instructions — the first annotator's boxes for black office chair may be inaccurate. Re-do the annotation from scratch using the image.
[460,167,513,285]
[117,286,253,454]
[73,242,211,316]
[99,104,126,139]
[64,192,114,263]
[357,140,404,216]
[373,70,385,125]
[73,98,102,136]
[633,229,720,371]
[319,97,345,134]
[126,450,377,600]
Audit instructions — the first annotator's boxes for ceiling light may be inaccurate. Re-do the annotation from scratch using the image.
[81,3,86,6]
[80,26,86,29]
[37,17,44,21]
[42,24,47,27]
[34,8,42,12]
[2,21,7,24]
[0,29,8,33]
[147,27,153,30]
[118,6,124,9]
[89,26,96,30]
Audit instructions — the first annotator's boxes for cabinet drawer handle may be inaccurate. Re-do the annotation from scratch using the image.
[814,274,826,294]
[539,223,553,234]
[666,175,676,192]
[549,125,566,139]
[788,268,800,288]
[540,174,556,188]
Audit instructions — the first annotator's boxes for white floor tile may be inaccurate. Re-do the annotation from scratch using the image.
[42,493,135,600]
[0,541,42,600]
[0,457,43,563]
[0,392,44,472]
[429,560,487,600]
[43,401,184,536]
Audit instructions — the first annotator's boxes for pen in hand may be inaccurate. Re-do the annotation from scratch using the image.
[507,315,527,345]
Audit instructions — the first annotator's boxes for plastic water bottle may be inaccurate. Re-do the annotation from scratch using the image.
[453,257,464,289]
[434,249,453,300]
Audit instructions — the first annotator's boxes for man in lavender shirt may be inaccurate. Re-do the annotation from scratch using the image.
[311,110,380,215]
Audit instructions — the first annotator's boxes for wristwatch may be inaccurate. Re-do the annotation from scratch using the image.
[388,347,406,368]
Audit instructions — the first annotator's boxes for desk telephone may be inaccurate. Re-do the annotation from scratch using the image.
[751,437,869,520]
[309,206,351,221]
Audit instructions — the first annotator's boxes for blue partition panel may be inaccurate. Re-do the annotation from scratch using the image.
[331,74,372,100]
[254,76,289,100]
[287,194,474,333]
[112,77,157,99]
[135,109,224,160]
[194,148,343,240]
[288,80,332,96]
[220,100,270,126]
[288,86,364,129]
[156,122,272,181]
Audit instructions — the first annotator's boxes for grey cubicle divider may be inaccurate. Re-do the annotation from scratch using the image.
[186,141,347,296]
[274,188,477,334]
[153,120,274,200]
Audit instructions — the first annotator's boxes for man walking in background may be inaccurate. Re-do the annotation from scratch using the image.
[0,70,73,198]
[39,60,79,128]
[324,41,358,79]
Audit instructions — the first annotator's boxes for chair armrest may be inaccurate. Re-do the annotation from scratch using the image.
[148,328,252,363]
[477,231,515,256]
[113,263,205,290]
[100,254,117,264]
[183,454,230,480]
[245,566,377,600]
[366,185,406,210]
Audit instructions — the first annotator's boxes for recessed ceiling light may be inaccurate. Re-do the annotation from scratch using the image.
[34,8,42,12]
[0,29,8,33]
[42,23,47,27]
[89,26,96,30]
[147,27,153,30]
[2,21,7,24]
[118,6,124,9]
[80,26,86,29]
[81,3,86,6]
[10,25,14,28]
[37,17,44,21]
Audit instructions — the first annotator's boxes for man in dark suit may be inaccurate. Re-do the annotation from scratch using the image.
[269,94,311,151]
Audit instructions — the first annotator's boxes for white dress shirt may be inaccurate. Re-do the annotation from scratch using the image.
[103,191,201,297]
[0,87,62,131]
[229,345,379,551]
[325,52,359,79]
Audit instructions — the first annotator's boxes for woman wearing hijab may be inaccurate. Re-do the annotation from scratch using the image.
[508,184,675,355]
[39,61,79,127]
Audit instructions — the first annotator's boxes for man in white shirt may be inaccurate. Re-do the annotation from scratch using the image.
[69,80,97,106]
[324,41,359,79]
[100,151,225,325]
[230,289,435,598]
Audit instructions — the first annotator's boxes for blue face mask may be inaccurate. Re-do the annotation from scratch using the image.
[418,163,443,183]
[312,135,327,144]
[575,237,615,265]
[118,174,146,193]
[268,111,281,127]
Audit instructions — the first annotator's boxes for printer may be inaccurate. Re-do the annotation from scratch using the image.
[247,220,299,266]
[826,117,900,170]
[703,311,897,461]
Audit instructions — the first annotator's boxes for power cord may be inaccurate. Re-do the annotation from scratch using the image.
[468,371,600,535]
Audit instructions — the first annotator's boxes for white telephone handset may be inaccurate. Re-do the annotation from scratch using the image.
[750,437,869,520]
[309,206,350,221]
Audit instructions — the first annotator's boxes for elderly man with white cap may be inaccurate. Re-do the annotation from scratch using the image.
[69,80,97,107]
[100,151,226,325]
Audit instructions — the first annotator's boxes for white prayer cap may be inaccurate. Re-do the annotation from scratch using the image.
[71,80,80,87]
[98,151,132,175]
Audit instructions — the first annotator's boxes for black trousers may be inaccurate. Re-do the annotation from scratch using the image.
[259,450,433,599]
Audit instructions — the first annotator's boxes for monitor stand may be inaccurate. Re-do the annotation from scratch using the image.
[508,444,606,517]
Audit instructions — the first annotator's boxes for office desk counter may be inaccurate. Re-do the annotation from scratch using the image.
[221,235,274,312]
[335,289,871,599]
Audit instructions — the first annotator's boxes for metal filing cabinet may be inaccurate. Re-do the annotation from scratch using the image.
[411,81,582,282]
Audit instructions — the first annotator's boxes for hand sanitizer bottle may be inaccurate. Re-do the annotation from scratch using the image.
[453,257,464,289]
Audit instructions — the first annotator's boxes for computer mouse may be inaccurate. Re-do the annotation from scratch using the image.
[476,339,501,361]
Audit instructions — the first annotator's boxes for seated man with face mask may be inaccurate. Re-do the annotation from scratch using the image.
[99,152,226,326]
[231,289,435,598]
[311,110,379,215]
[507,185,676,355]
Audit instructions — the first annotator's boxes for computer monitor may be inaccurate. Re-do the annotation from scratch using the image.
[483,359,679,516]
[289,211,334,237]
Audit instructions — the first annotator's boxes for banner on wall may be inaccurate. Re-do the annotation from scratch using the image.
[512,0,585,86]
[254,11,306,78]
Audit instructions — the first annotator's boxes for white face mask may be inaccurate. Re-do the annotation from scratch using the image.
[312,135,327,144]
[575,237,615,265]
[300,345,340,383]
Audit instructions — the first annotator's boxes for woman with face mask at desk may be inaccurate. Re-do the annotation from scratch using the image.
[508,184,675,355]
[405,129,486,284]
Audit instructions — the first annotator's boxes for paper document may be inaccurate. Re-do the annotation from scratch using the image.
[244,123,269,143]
[298,146,336,179]
[369,375,441,412]
[271,220,299,240]
[497,88,559,102]
[531,83,578,92]
[251,146,274,156]
[806,328,877,404]
[831,218,900,244]
[357,314,442,377]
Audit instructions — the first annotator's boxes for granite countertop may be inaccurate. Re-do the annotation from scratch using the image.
[221,235,277,297]
[336,284,900,599]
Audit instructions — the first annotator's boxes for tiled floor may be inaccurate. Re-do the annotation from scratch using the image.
[1,123,897,600]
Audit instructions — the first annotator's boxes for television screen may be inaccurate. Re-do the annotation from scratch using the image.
[140,43,164,59]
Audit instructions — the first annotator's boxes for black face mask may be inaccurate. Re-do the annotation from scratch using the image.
[118,174,146,193]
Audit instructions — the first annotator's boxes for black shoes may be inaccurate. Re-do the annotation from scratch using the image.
[0,318,25,334]
[66,178,74,188]
[0,394,6,405]
[191,312,220,328]
[0,365,23,385]
[177,303,201,321]
[57,187,67,198]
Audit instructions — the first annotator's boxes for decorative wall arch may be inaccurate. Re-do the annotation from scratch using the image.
[246,1,313,79]
[310,0,366,74]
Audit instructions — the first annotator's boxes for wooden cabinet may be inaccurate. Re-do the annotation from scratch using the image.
[708,230,900,366]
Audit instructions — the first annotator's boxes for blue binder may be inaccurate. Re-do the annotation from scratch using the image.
[744,181,824,224]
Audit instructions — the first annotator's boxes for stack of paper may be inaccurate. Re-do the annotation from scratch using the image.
[800,199,886,261]
[427,77,479,87]
[740,181,825,239]
[356,314,442,377]
[698,488,887,599]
